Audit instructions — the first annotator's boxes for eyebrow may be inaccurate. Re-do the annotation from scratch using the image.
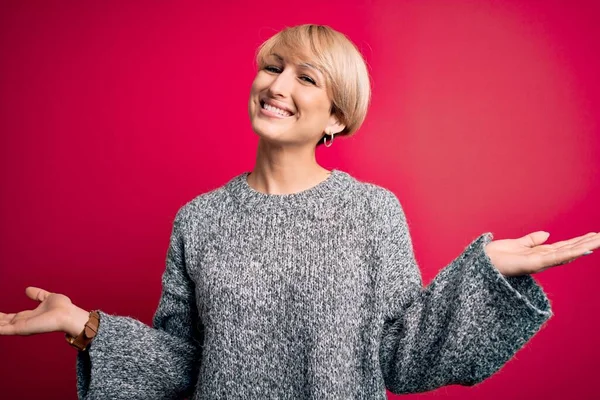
[271,53,323,76]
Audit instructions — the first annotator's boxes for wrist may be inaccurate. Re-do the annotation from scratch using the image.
[62,305,91,337]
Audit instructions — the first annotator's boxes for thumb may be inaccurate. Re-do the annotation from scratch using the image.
[518,231,551,248]
[25,287,52,303]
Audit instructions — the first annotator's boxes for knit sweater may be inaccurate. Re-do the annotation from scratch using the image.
[76,170,552,399]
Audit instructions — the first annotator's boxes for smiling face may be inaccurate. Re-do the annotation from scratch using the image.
[248,50,344,148]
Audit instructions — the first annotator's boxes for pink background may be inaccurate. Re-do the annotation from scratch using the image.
[1,0,599,399]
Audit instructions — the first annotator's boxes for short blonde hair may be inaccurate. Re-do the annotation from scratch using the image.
[255,24,371,141]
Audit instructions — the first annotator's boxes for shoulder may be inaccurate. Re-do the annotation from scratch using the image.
[172,175,241,228]
[342,172,404,214]
[341,174,412,247]
[338,172,409,237]
[180,187,228,217]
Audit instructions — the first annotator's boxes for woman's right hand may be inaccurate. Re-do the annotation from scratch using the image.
[0,287,89,337]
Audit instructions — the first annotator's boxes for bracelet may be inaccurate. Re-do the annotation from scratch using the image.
[65,310,100,351]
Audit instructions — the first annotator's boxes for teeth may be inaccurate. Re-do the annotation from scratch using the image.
[262,102,292,117]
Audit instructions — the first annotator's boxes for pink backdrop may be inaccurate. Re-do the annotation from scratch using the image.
[1,1,599,399]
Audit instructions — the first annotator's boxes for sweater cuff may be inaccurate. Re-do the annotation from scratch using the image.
[75,310,114,399]
[470,233,553,319]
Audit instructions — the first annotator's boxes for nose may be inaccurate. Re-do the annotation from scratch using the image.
[267,69,294,98]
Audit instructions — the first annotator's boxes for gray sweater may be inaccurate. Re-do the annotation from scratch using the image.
[76,170,552,399]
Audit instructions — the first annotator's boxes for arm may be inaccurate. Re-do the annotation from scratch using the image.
[374,191,552,394]
[76,207,204,400]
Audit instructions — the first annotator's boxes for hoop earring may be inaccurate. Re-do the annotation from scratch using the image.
[323,132,335,148]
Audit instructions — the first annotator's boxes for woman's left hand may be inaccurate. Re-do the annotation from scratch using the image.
[484,231,599,276]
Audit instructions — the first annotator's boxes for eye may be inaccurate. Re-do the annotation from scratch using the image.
[264,65,281,73]
[300,75,316,85]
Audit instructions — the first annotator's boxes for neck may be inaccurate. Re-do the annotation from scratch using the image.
[247,139,331,195]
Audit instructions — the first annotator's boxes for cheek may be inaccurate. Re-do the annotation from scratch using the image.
[249,80,259,99]
[249,80,262,111]
[249,74,265,96]
[251,71,272,90]
[249,74,271,106]
[298,95,332,122]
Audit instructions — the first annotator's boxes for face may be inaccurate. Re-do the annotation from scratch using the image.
[248,49,344,148]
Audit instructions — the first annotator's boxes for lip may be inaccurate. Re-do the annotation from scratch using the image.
[260,97,295,116]
[259,104,292,119]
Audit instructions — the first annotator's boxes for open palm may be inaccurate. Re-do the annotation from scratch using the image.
[0,287,73,336]
[484,231,599,276]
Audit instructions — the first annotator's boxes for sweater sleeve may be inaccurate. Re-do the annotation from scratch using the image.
[375,190,552,395]
[76,207,203,400]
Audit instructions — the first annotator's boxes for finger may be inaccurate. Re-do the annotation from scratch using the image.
[0,312,17,323]
[0,315,32,335]
[0,309,38,323]
[542,247,594,270]
[573,234,600,252]
[0,312,28,336]
[0,323,17,335]
[518,231,551,248]
[551,232,598,249]
[25,287,51,303]
[544,250,579,269]
[9,310,34,323]
[554,233,600,253]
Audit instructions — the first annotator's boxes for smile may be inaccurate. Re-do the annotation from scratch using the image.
[260,100,294,118]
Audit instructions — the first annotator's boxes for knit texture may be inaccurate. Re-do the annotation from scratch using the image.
[76,170,552,399]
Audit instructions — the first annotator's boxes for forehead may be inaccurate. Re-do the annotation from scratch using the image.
[263,46,325,76]
[262,42,317,63]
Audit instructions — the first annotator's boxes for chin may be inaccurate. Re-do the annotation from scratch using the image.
[251,119,283,138]
[254,130,286,145]
[251,128,293,148]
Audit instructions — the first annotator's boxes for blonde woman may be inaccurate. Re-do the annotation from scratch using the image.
[1,24,598,400]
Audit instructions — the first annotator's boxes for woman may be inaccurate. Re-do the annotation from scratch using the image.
[0,24,598,399]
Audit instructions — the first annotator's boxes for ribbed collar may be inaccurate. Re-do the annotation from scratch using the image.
[224,169,354,216]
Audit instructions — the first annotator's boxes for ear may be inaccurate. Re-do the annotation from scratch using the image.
[326,114,346,135]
